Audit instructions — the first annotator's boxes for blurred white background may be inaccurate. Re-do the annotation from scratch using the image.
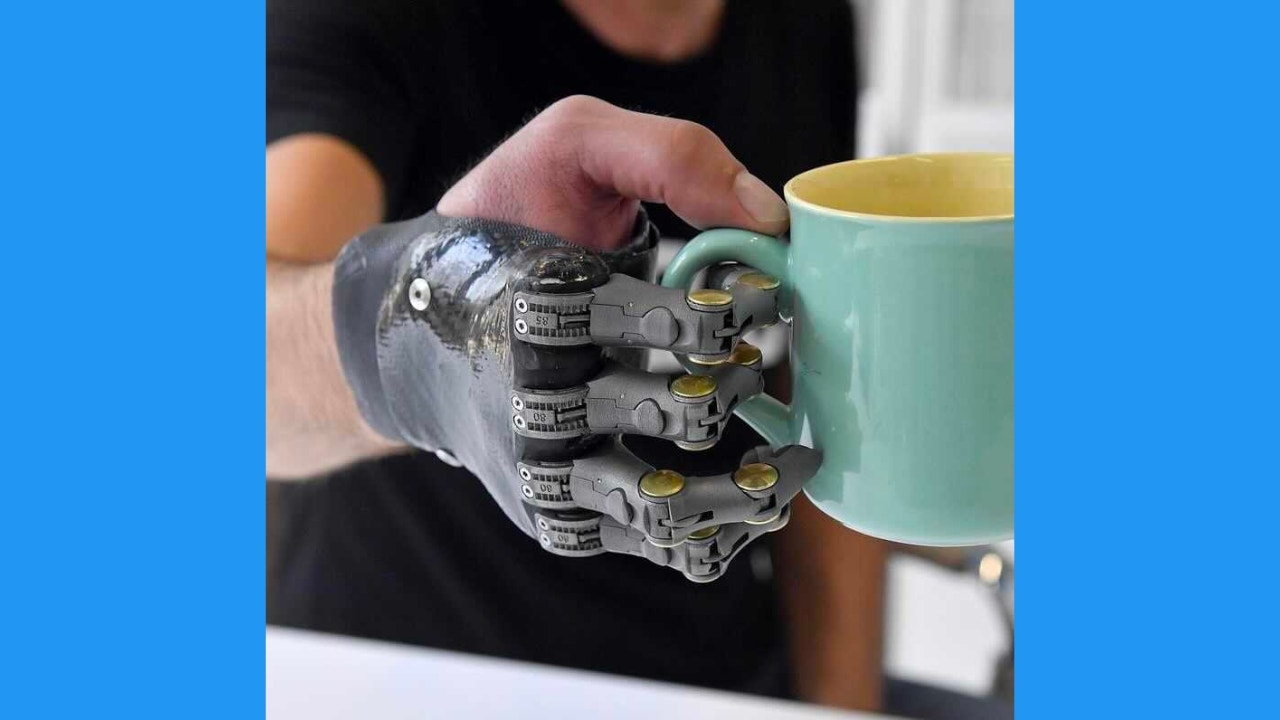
[855,0,1013,157]
[650,0,1015,699]
[853,0,1015,697]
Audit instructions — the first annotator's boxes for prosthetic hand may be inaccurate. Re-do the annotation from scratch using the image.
[332,208,820,582]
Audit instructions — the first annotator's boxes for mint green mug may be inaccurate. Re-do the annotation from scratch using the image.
[662,153,1013,546]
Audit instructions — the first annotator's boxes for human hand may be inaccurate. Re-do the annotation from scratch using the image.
[438,95,790,250]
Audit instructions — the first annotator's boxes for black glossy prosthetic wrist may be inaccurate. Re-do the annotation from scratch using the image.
[332,215,426,442]
[332,210,657,452]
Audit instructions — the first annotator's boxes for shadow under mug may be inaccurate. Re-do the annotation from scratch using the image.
[662,153,1013,546]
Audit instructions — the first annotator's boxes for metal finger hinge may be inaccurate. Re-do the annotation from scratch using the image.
[513,274,739,362]
[634,463,788,542]
[597,513,788,582]
[706,266,782,333]
[584,366,724,450]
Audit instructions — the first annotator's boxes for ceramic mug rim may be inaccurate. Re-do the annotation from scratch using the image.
[783,152,1014,224]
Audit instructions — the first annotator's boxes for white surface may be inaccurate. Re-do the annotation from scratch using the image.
[883,555,1009,696]
[267,627,900,720]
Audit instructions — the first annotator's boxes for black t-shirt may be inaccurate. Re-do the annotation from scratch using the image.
[267,0,856,699]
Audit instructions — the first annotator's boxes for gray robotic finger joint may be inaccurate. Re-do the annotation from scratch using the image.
[582,365,720,447]
[516,460,576,510]
[515,274,738,360]
[707,265,782,331]
[532,510,606,558]
[511,386,589,439]
[511,290,594,346]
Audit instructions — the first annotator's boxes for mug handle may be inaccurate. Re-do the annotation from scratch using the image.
[660,229,794,449]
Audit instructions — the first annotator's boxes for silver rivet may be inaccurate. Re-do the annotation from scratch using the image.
[540,533,552,546]
[745,510,782,526]
[515,318,529,334]
[434,449,463,467]
[511,395,525,411]
[767,510,791,533]
[515,298,529,313]
[537,518,550,531]
[521,484,534,499]
[409,278,430,311]
[519,467,532,481]
[513,415,527,429]
[687,524,721,540]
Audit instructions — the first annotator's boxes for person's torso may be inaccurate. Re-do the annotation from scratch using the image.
[269,0,855,698]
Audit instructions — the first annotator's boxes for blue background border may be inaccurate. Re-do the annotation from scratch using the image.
[1018,2,1277,717]
[0,2,264,717]
[0,0,1276,717]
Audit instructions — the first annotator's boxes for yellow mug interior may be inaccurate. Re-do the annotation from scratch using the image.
[784,153,1014,221]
